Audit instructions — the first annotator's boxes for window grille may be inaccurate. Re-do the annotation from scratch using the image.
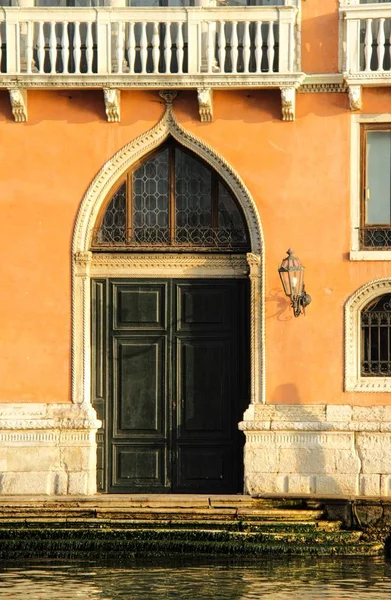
[361,293,391,376]
[92,140,250,252]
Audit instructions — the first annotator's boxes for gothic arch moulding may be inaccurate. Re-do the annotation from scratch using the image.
[345,278,391,392]
[72,94,265,407]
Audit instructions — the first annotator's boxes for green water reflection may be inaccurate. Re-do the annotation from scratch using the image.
[0,557,391,599]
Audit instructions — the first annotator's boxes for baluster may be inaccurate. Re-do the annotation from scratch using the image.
[127,22,135,74]
[243,21,250,74]
[389,24,391,73]
[26,21,33,74]
[164,22,172,73]
[377,18,385,71]
[152,22,160,74]
[73,22,81,74]
[62,22,69,74]
[116,22,124,74]
[255,21,262,73]
[86,21,93,74]
[206,21,215,73]
[364,18,373,71]
[231,21,238,74]
[218,21,226,74]
[267,21,274,73]
[140,22,147,74]
[49,22,57,74]
[38,21,45,74]
[176,23,184,74]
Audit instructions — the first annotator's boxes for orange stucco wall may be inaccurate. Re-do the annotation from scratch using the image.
[301,0,340,74]
[0,84,391,407]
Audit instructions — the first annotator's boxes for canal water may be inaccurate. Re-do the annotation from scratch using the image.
[0,557,391,599]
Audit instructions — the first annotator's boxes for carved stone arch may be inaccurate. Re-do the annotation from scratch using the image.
[345,278,391,392]
[73,104,263,254]
[72,101,265,409]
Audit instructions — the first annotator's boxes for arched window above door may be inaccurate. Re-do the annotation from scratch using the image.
[92,140,250,252]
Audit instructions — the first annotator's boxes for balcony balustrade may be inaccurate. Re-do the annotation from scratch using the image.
[342,1,391,85]
[0,5,299,83]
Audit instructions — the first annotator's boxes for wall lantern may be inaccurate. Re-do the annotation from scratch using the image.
[278,248,312,318]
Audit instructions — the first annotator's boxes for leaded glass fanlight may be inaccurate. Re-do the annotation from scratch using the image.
[92,140,250,252]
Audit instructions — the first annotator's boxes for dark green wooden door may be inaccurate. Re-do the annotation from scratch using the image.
[92,278,249,494]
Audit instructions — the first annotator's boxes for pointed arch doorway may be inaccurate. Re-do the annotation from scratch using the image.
[91,138,251,493]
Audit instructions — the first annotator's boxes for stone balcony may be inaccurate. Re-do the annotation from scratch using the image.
[341,0,391,109]
[0,4,303,121]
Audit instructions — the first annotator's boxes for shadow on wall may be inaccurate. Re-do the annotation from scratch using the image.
[270,383,342,496]
[265,287,291,321]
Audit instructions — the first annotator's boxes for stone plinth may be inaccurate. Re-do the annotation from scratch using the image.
[240,404,391,498]
[0,403,101,495]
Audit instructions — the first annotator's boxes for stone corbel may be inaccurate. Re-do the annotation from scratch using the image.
[348,85,362,111]
[280,87,295,122]
[197,87,214,123]
[8,88,28,123]
[103,88,120,123]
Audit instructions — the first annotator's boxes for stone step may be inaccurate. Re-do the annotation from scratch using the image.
[0,529,382,558]
[0,496,308,510]
[0,518,343,532]
[0,506,325,521]
[0,526,363,543]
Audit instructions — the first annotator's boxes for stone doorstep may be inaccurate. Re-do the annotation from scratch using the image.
[0,494,252,508]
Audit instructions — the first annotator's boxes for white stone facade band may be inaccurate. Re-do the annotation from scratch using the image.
[240,404,391,497]
[0,403,100,495]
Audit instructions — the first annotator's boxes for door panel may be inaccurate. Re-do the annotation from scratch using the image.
[113,283,167,330]
[92,277,249,494]
[176,338,228,435]
[112,444,167,490]
[176,446,234,492]
[176,284,231,331]
[113,338,166,435]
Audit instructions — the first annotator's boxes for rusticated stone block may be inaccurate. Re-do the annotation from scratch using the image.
[380,475,391,496]
[0,472,51,495]
[282,475,312,494]
[326,405,352,422]
[50,472,68,495]
[7,447,61,472]
[68,472,88,495]
[311,474,359,495]
[357,434,391,473]
[61,446,96,472]
[244,446,280,474]
[359,474,381,497]
[245,474,287,496]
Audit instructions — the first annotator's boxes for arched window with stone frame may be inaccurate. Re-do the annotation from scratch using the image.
[345,279,391,392]
[92,137,250,253]
[361,294,391,377]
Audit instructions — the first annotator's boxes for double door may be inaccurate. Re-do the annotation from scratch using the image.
[92,278,249,494]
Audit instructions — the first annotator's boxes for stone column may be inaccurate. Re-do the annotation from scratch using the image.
[196,0,217,72]
[19,0,35,73]
[246,253,263,406]
[109,0,128,72]
[73,251,92,405]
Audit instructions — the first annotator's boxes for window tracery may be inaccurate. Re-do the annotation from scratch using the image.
[92,140,250,252]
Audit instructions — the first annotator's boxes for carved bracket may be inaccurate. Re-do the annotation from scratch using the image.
[159,90,178,106]
[348,85,362,111]
[103,88,120,122]
[280,87,295,121]
[8,88,28,123]
[197,87,214,123]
